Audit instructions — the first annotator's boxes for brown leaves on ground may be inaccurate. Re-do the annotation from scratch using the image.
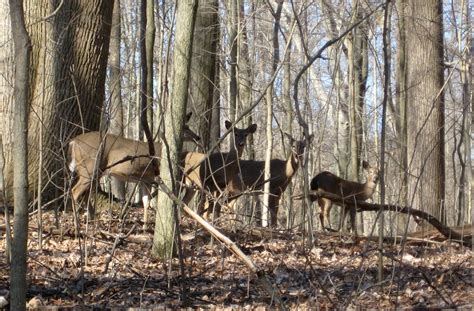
[0,207,472,310]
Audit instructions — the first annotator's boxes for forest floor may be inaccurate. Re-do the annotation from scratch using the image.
[0,204,473,310]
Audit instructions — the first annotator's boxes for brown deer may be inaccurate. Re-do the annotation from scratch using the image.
[224,133,312,227]
[68,112,200,221]
[181,120,257,211]
[310,161,379,234]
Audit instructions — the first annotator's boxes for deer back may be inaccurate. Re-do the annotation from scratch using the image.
[311,165,378,201]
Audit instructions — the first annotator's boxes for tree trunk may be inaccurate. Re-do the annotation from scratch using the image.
[108,0,126,201]
[152,0,197,259]
[146,0,155,134]
[262,0,282,227]
[1,0,114,203]
[187,0,218,150]
[227,0,238,122]
[406,0,445,223]
[283,40,294,229]
[395,0,409,232]
[457,0,471,225]
[8,0,31,309]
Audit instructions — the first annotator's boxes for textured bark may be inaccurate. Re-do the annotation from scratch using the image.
[227,0,238,122]
[346,7,368,182]
[0,0,114,202]
[8,0,31,309]
[457,0,471,225]
[262,0,282,227]
[406,0,445,222]
[187,0,218,150]
[152,0,197,259]
[395,0,408,207]
[108,0,126,200]
[146,0,155,133]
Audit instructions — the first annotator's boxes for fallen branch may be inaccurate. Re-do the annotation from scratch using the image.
[309,190,472,248]
[154,180,287,310]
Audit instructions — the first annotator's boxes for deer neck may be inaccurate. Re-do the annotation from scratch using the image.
[363,178,377,198]
[285,152,299,178]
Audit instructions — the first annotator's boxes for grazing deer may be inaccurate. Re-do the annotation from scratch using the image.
[310,161,379,234]
[181,121,257,211]
[225,134,312,227]
[68,112,200,222]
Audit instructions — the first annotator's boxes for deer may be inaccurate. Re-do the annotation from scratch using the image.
[180,120,257,214]
[68,112,200,223]
[224,134,311,227]
[309,160,379,234]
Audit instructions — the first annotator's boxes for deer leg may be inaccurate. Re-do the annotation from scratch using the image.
[338,204,348,232]
[71,178,91,211]
[141,184,151,229]
[349,205,357,236]
[269,195,280,228]
[318,198,332,231]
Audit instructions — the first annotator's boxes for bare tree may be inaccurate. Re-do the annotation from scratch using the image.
[187,0,219,150]
[8,0,31,309]
[152,0,198,259]
[108,0,126,201]
[0,0,114,203]
[406,0,445,223]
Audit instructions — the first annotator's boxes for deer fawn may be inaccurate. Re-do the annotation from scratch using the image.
[310,160,379,234]
[225,133,312,227]
[181,121,257,213]
[68,112,200,222]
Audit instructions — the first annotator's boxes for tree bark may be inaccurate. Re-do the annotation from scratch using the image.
[262,0,282,227]
[146,0,155,134]
[108,0,126,201]
[152,0,197,259]
[8,0,31,309]
[187,0,218,150]
[395,0,408,208]
[405,0,445,223]
[0,0,114,203]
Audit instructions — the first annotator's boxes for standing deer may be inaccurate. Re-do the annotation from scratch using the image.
[181,121,257,212]
[68,112,200,222]
[310,160,379,234]
[225,134,312,227]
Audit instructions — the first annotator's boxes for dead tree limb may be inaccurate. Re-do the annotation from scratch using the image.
[310,190,472,248]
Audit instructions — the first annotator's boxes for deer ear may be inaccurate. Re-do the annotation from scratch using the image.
[362,160,369,169]
[225,120,232,130]
[248,123,257,133]
[185,112,192,122]
[307,134,314,142]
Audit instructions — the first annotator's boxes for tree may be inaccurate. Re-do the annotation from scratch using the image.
[152,0,198,259]
[187,0,219,150]
[8,0,31,309]
[108,0,126,201]
[405,0,445,222]
[0,0,114,204]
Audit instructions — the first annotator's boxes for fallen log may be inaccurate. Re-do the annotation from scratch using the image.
[309,190,472,248]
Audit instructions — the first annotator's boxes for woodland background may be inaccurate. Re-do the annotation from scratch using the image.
[0,0,472,309]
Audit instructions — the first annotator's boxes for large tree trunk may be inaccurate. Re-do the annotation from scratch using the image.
[8,0,31,309]
[346,7,368,182]
[395,0,408,207]
[152,0,197,259]
[406,0,445,223]
[187,0,218,150]
[1,0,114,203]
